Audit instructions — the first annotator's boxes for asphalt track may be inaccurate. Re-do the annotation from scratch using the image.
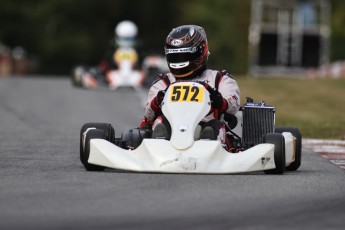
[0,76,344,230]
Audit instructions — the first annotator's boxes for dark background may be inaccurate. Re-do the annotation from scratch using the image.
[1,0,345,75]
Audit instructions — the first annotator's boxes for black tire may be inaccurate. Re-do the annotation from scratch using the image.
[80,123,115,157]
[80,123,115,171]
[71,67,82,87]
[80,129,106,171]
[71,75,79,87]
[264,133,286,175]
[121,128,151,149]
[275,126,302,171]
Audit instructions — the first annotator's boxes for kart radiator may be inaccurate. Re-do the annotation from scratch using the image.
[242,101,275,147]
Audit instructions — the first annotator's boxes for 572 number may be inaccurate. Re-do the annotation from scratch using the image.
[170,85,202,102]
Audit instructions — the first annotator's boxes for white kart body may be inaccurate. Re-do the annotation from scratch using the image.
[107,47,143,90]
[107,66,142,90]
[88,82,296,174]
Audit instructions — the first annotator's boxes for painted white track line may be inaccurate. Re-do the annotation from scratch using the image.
[303,139,345,170]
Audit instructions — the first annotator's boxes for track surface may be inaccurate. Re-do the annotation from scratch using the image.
[0,77,344,230]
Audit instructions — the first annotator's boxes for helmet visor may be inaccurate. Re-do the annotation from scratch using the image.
[165,47,199,63]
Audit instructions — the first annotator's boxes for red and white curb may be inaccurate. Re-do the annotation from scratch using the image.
[303,139,345,170]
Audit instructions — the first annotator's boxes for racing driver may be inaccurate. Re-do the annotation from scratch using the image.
[140,25,240,146]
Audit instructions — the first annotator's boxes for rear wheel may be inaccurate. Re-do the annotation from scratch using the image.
[264,133,286,175]
[275,127,302,171]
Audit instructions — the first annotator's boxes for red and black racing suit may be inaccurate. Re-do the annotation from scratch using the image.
[142,69,241,144]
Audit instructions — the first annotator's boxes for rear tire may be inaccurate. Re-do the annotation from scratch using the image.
[264,133,286,175]
[275,127,302,171]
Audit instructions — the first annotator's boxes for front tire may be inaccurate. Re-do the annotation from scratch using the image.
[80,123,115,171]
[264,133,286,175]
[275,127,302,171]
[72,66,86,87]
[80,123,115,159]
[80,129,106,171]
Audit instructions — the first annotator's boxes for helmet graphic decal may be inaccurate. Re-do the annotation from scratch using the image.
[171,39,183,46]
[189,27,195,36]
[165,47,197,54]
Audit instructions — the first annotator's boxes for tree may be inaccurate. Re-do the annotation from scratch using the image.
[176,0,251,74]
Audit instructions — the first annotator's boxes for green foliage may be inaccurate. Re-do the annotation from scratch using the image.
[237,77,345,139]
[0,0,344,74]
[330,0,345,61]
[0,0,119,73]
[177,0,251,73]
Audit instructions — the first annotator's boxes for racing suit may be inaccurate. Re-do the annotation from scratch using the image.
[142,69,240,143]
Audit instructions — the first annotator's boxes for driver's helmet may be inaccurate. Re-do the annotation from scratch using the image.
[165,25,209,78]
[115,20,138,47]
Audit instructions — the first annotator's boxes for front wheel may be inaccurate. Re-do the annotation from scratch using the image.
[80,129,106,171]
[80,123,115,161]
[72,66,86,87]
[80,123,114,171]
[264,133,286,175]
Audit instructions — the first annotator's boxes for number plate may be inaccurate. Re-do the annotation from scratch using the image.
[170,84,204,102]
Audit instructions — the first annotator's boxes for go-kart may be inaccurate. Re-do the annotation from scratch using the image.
[71,47,144,90]
[141,54,169,88]
[106,47,144,90]
[80,81,302,174]
[71,66,107,89]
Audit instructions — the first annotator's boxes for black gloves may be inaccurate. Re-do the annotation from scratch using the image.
[150,89,166,113]
[155,90,166,106]
[198,81,227,111]
[209,89,224,110]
